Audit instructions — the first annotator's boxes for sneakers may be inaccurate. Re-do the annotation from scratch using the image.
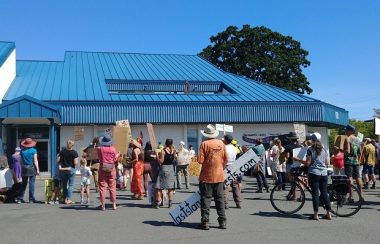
[363,184,369,190]
[236,203,242,209]
[48,200,55,205]
[198,222,210,230]
[371,184,376,189]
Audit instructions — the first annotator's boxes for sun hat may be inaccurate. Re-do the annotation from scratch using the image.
[287,132,299,140]
[179,141,185,146]
[99,134,113,146]
[20,138,37,148]
[200,124,219,139]
[311,132,321,141]
[344,124,356,132]
[132,139,142,149]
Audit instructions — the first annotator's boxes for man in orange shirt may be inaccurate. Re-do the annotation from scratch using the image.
[198,124,228,230]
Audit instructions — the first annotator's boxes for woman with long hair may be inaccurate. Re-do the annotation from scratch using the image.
[298,136,331,220]
[143,142,154,195]
[154,139,176,208]
[130,140,144,200]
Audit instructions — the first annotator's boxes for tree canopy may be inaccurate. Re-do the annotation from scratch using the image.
[199,25,312,94]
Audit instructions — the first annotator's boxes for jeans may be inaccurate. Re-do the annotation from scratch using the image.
[276,172,286,189]
[176,164,189,189]
[256,171,268,190]
[61,170,76,199]
[308,173,331,212]
[19,175,36,201]
[199,182,226,223]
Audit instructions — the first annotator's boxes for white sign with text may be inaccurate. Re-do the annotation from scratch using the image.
[169,149,259,225]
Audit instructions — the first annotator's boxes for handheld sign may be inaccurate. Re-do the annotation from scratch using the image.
[146,123,158,150]
[169,149,259,225]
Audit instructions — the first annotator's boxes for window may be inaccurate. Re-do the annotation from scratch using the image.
[187,128,198,155]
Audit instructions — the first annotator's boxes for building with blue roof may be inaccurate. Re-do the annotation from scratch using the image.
[0,41,348,175]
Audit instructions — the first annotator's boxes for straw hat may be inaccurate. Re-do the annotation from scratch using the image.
[20,138,37,148]
[132,139,142,148]
[201,124,219,139]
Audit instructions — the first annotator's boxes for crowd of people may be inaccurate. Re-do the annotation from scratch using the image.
[0,123,379,229]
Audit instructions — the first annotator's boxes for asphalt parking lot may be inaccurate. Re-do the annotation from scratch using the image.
[1,176,379,244]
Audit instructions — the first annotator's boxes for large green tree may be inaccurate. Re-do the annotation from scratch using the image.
[199,25,312,94]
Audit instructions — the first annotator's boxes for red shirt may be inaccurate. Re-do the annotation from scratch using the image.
[97,146,118,165]
[332,152,344,169]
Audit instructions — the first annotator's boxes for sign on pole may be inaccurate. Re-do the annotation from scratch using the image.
[215,124,233,134]
[112,126,130,154]
[116,119,133,142]
[169,149,259,225]
[294,123,306,142]
[146,123,158,150]
[375,118,380,136]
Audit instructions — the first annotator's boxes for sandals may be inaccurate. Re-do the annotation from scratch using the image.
[322,215,332,220]
[97,205,106,211]
[65,200,74,205]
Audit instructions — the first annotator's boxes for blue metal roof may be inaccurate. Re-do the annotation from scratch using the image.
[0,41,15,67]
[1,48,349,126]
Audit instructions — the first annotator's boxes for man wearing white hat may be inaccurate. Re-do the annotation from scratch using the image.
[176,141,190,189]
[198,124,228,230]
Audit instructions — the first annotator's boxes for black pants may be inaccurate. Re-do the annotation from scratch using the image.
[199,182,226,223]
[256,171,268,190]
[2,183,22,203]
[308,173,331,212]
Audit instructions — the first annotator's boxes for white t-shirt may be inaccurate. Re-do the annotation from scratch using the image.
[272,145,286,172]
[225,144,237,165]
[80,166,92,181]
[177,149,190,166]
[0,168,14,189]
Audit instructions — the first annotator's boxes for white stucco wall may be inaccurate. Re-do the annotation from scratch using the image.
[0,49,16,102]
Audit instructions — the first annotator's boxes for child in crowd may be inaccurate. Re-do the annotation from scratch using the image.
[79,158,92,204]
[49,160,61,204]
[331,147,344,175]
[116,154,125,190]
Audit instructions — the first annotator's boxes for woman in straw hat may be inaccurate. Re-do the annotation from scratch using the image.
[97,135,118,210]
[130,139,144,200]
[17,138,40,203]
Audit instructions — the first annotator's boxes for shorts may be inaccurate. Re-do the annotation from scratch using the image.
[81,178,91,186]
[344,164,360,179]
[362,164,374,175]
[333,167,345,176]
[53,179,61,188]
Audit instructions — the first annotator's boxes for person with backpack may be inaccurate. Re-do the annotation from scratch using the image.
[343,125,364,201]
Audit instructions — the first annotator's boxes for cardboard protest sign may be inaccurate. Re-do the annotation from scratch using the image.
[112,126,130,154]
[146,123,158,150]
[115,120,133,142]
[294,123,306,142]
[74,127,84,141]
[86,148,99,161]
[334,135,346,151]
[169,149,259,225]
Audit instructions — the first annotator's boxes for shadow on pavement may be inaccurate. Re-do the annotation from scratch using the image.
[251,211,307,220]
[143,220,197,229]
[118,202,154,208]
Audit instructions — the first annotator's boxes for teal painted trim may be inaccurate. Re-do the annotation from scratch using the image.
[0,95,60,119]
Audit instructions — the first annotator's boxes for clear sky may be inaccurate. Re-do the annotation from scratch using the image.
[0,0,379,120]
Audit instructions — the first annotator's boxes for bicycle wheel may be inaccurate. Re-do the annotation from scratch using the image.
[329,183,362,217]
[270,182,305,214]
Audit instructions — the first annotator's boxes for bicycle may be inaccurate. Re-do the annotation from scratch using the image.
[270,166,362,217]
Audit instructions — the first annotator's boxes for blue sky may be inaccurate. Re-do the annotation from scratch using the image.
[0,0,379,120]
